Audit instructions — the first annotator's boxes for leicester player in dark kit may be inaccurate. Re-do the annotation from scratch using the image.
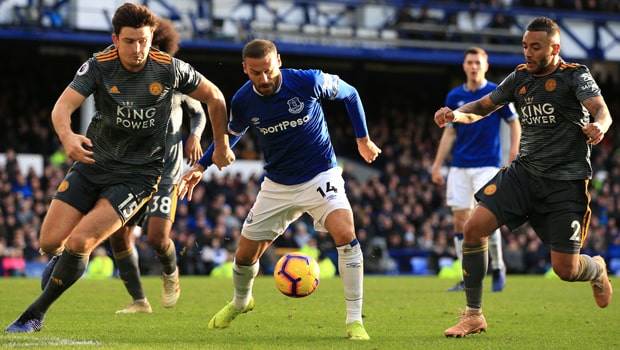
[109,17,207,313]
[434,17,613,337]
[6,3,233,333]
[178,39,381,340]
[39,17,207,313]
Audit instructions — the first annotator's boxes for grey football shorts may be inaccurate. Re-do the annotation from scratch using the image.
[53,166,157,225]
[474,161,590,254]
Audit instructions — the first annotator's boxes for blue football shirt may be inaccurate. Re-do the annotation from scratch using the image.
[229,69,345,185]
[445,80,518,168]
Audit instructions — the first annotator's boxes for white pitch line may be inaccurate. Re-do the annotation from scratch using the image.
[2,335,101,347]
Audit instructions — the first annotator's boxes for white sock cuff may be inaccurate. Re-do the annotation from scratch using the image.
[336,239,362,255]
[233,258,260,278]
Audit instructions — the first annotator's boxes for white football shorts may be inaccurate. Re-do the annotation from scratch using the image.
[242,166,352,242]
[446,166,501,211]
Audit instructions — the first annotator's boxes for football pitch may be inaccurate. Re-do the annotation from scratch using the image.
[1,274,617,349]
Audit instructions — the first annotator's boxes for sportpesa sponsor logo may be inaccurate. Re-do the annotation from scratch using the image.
[257,115,310,135]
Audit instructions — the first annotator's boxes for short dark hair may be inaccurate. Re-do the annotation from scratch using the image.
[464,46,487,60]
[152,17,180,56]
[242,39,277,60]
[526,17,560,38]
[112,2,157,36]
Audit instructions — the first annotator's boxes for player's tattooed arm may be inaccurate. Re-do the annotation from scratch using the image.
[434,94,500,127]
[582,95,613,145]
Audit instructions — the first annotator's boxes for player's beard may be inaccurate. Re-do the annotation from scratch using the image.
[528,56,552,75]
[257,82,276,96]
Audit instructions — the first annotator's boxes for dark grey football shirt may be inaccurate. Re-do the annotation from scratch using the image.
[162,92,206,187]
[490,61,601,180]
[69,45,202,179]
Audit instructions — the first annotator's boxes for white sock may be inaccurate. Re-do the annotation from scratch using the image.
[337,240,364,325]
[232,259,259,309]
[488,229,504,270]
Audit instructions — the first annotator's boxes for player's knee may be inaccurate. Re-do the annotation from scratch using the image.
[235,255,258,266]
[329,230,356,247]
[462,221,481,241]
[39,240,63,256]
[108,235,129,253]
[552,265,578,281]
[463,216,496,242]
[234,248,262,266]
[146,233,167,253]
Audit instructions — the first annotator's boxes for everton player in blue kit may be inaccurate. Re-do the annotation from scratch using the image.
[435,17,613,337]
[432,47,521,293]
[6,3,233,333]
[178,39,381,340]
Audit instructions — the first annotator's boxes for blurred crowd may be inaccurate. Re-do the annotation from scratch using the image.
[424,0,620,12]
[2,2,620,277]
[513,0,620,11]
[2,70,620,278]
[387,0,620,44]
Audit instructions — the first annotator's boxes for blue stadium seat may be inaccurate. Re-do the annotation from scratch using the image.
[24,261,47,278]
[410,257,430,275]
[609,257,620,277]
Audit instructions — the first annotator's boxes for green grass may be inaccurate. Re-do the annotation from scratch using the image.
[1,275,618,349]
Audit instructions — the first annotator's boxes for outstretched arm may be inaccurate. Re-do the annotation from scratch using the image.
[178,131,246,200]
[434,94,500,128]
[188,77,235,170]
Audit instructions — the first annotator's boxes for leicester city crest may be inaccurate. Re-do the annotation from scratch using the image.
[287,97,304,114]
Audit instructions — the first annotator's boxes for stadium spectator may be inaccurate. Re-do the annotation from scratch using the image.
[502,235,526,273]
[365,236,397,274]
[486,12,519,45]
[517,0,556,9]
[388,5,415,39]
[84,246,114,280]
[177,232,205,275]
[575,0,603,12]
[201,237,228,275]
[2,247,26,277]
[135,233,161,276]
[4,149,20,181]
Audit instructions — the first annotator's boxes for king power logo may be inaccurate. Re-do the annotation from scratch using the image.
[116,101,157,129]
